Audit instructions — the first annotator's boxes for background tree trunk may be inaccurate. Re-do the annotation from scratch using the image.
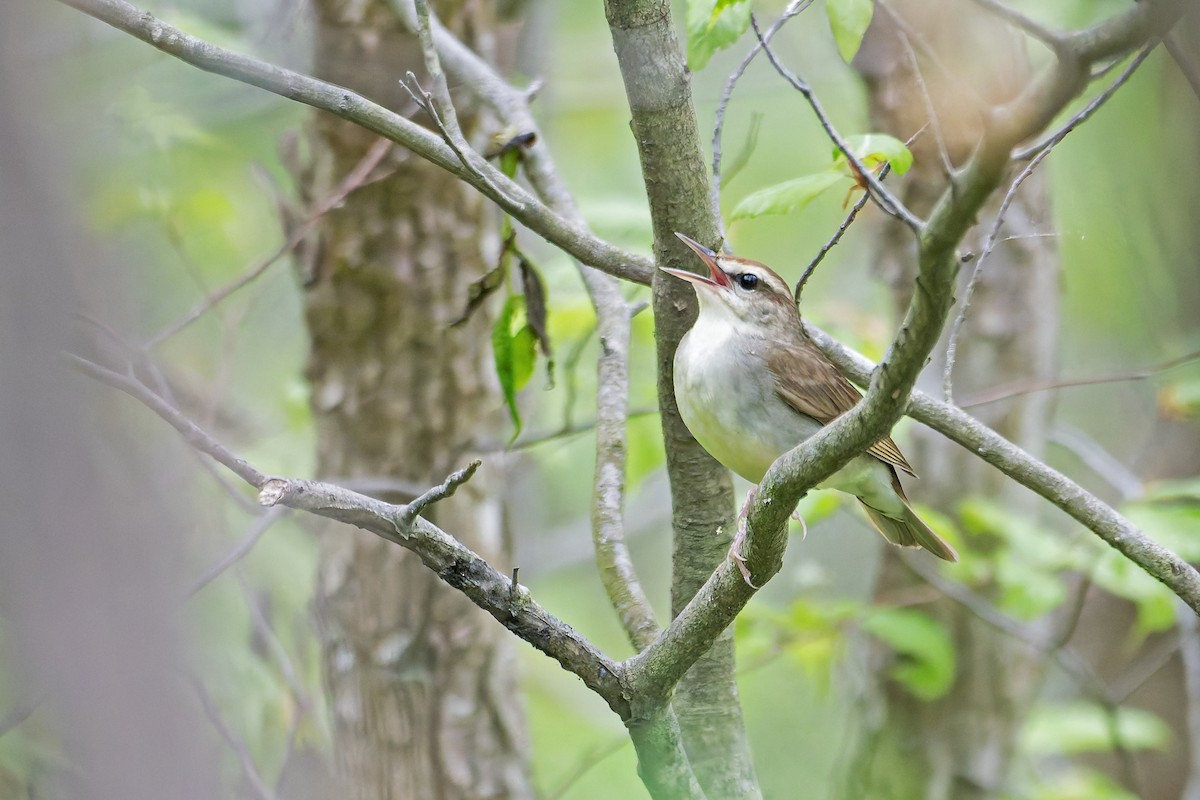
[299,2,532,797]
[845,3,1059,797]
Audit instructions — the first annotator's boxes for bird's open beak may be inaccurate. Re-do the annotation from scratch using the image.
[661,233,731,290]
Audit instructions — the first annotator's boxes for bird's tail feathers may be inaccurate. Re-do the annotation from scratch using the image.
[860,501,959,562]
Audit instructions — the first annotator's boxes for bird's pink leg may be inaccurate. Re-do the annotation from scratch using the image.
[730,486,758,587]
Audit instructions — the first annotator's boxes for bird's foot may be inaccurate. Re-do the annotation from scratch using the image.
[791,507,808,539]
[731,486,759,588]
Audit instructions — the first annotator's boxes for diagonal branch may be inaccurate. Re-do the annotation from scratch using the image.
[751,16,925,233]
[808,326,1200,616]
[57,0,654,286]
[626,0,1195,700]
[70,353,633,718]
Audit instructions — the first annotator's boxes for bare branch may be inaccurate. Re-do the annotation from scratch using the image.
[962,348,1200,408]
[1179,600,1200,800]
[405,6,661,650]
[74,353,633,717]
[57,0,654,286]
[808,327,1200,617]
[943,143,1052,400]
[712,0,813,237]
[794,163,890,301]
[190,675,278,800]
[751,16,925,233]
[1012,44,1155,162]
[1050,424,1145,502]
[187,507,287,598]
[147,137,394,348]
[67,354,266,488]
[969,0,1066,52]
[398,459,481,528]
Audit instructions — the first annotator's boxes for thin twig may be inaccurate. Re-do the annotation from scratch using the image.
[187,507,287,598]
[1012,44,1156,162]
[961,348,1200,408]
[67,354,266,487]
[74,352,632,715]
[398,459,482,529]
[147,138,394,348]
[58,0,655,285]
[794,163,891,301]
[889,15,954,179]
[969,0,1066,52]
[545,735,629,800]
[944,44,1155,400]
[711,0,813,236]
[1178,600,1200,800]
[1050,424,1145,501]
[751,15,925,233]
[411,0,463,140]
[190,675,278,800]
[942,144,1052,401]
[237,572,313,715]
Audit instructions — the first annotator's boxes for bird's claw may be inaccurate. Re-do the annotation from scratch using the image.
[791,508,808,539]
[730,518,758,589]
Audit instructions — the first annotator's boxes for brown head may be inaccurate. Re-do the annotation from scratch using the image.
[661,233,801,336]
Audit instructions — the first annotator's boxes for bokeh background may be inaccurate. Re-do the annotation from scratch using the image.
[2,0,1199,797]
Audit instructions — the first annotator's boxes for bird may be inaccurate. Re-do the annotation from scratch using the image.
[661,232,958,585]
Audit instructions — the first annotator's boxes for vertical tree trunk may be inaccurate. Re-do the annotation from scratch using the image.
[299,3,532,797]
[845,4,1059,797]
[604,1,760,796]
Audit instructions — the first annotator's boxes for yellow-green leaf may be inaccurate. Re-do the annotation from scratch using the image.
[834,133,914,175]
[730,172,847,220]
[826,0,874,63]
[686,0,752,71]
[492,295,537,442]
[861,607,955,700]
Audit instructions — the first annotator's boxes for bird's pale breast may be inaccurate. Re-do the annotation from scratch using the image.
[673,315,898,508]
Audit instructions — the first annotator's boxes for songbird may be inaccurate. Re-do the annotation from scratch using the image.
[662,233,957,585]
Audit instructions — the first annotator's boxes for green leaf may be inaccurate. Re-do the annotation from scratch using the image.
[825,0,874,62]
[492,295,537,442]
[860,608,955,700]
[686,0,752,71]
[1027,767,1139,800]
[729,172,847,220]
[1023,702,1172,756]
[833,133,914,175]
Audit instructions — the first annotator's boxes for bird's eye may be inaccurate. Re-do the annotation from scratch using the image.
[738,273,759,290]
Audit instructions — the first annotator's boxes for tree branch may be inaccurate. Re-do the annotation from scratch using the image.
[70,354,634,718]
[625,0,1196,699]
[57,0,654,286]
[394,0,661,650]
[808,327,1200,616]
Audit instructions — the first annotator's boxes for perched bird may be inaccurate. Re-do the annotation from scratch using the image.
[662,233,958,584]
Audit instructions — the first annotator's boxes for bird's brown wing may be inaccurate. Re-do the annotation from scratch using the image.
[766,338,916,477]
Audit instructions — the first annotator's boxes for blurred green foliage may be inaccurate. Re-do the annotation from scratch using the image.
[17,0,1199,797]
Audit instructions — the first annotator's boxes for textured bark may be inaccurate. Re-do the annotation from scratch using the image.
[844,4,1059,797]
[299,2,531,797]
[603,1,760,796]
